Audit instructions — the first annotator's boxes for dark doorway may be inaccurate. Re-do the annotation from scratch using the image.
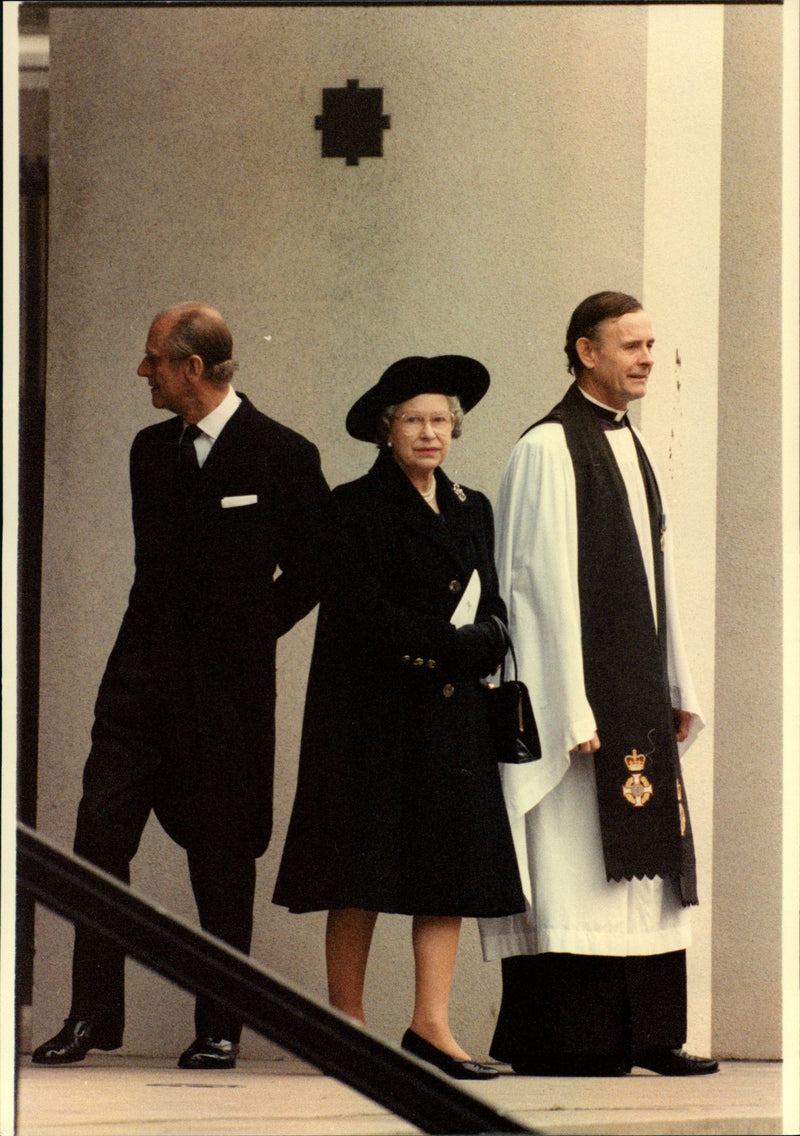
[17,1,50,1046]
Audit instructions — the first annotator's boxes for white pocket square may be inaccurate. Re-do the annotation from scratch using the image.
[221,494,258,508]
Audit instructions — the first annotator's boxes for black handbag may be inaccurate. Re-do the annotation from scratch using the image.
[484,616,541,763]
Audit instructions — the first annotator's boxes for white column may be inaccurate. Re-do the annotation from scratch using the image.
[642,4,725,1057]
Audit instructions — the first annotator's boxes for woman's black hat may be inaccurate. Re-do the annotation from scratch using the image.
[346,355,490,442]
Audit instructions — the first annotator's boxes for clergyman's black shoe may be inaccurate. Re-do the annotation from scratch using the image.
[401,1028,499,1080]
[634,1047,719,1076]
[177,1036,239,1069]
[31,1018,123,1065]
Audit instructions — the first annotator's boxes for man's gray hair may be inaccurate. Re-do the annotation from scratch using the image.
[159,302,237,386]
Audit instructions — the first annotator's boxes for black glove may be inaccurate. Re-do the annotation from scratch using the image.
[452,618,507,678]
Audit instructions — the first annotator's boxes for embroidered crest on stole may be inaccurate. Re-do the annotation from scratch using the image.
[622,748,654,807]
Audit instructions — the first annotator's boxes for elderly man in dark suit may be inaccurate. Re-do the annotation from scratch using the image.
[33,302,329,1069]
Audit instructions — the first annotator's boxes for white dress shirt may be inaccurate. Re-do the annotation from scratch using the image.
[184,386,242,468]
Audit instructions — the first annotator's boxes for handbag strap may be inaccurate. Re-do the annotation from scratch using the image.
[489,614,519,682]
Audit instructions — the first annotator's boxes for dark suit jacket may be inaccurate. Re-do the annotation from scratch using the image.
[96,392,329,857]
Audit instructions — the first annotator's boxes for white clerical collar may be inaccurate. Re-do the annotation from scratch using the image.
[578,387,628,423]
[195,385,242,440]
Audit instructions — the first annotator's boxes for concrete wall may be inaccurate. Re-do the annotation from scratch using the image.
[641,4,725,1054]
[712,3,784,1061]
[31,3,784,1062]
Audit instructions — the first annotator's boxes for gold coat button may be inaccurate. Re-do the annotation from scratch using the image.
[442,683,455,698]
[425,659,436,669]
[413,657,424,667]
[401,655,411,664]
[449,579,462,594]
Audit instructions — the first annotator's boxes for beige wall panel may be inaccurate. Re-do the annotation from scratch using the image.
[712,3,784,1060]
[642,4,724,1058]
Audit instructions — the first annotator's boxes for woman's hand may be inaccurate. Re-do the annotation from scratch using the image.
[453,617,507,676]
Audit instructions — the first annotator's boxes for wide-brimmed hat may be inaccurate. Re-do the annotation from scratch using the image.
[345,355,490,442]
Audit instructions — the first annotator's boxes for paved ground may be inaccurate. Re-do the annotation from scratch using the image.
[12,1054,785,1136]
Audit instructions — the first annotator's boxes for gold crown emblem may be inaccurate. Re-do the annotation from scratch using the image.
[624,749,646,772]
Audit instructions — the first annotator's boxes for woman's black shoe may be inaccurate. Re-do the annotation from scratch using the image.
[401,1028,499,1080]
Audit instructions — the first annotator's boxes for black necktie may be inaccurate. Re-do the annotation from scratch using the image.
[178,423,201,475]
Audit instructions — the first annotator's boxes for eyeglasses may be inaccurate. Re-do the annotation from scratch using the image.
[392,412,455,437]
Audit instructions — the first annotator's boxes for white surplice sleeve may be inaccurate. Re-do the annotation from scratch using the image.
[494,424,597,824]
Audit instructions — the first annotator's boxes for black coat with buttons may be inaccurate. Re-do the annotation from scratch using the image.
[273,451,526,917]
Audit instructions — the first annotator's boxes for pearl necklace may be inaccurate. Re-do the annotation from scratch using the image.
[420,482,436,501]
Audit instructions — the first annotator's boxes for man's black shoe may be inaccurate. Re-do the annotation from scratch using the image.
[177,1036,239,1069]
[31,1018,123,1065]
[635,1047,719,1076]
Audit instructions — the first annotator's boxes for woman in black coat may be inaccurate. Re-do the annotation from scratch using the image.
[273,356,525,1079]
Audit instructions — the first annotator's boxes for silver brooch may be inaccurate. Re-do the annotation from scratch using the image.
[452,483,466,502]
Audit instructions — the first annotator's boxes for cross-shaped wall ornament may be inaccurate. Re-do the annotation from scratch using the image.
[315,79,391,166]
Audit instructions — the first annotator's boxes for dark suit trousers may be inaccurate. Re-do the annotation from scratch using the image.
[69,630,257,1044]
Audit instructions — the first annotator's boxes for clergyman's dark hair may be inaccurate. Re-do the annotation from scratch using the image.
[564,291,642,377]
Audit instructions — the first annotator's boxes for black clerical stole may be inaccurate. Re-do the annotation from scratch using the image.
[556,383,698,906]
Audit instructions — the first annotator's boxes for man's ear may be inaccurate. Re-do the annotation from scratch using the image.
[184,354,205,382]
[575,336,595,372]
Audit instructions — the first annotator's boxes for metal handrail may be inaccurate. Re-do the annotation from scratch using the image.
[17,822,532,1135]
